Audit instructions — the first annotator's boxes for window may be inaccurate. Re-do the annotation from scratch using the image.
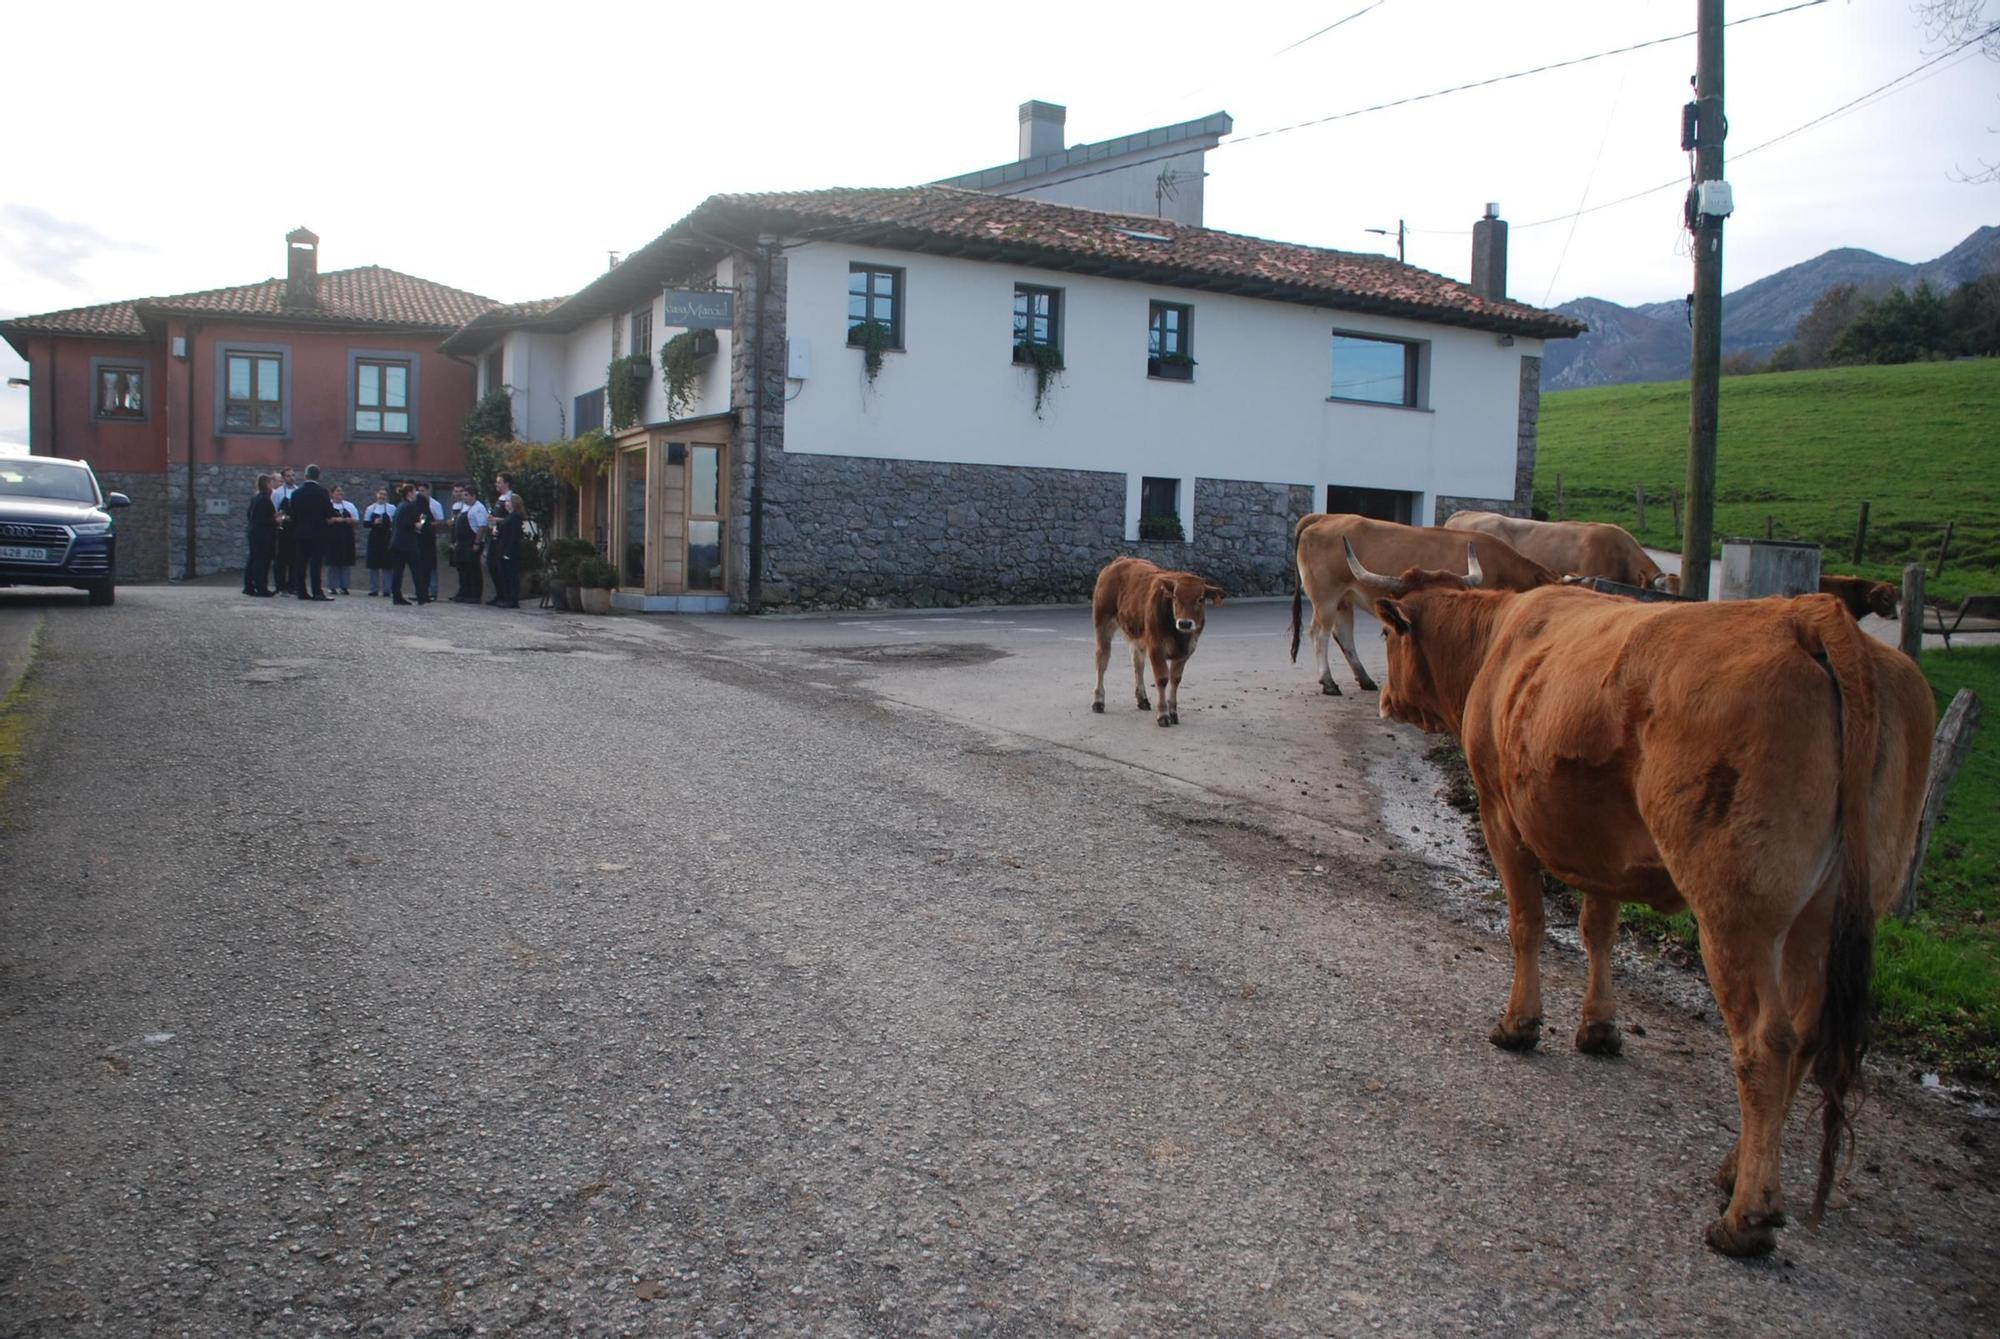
[483,347,503,395]
[687,444,724,592]
[223,351,285,432]
[1012,284,1062,363]
[1148,302,1194,380]
[353,358,413,436]
[1139,476,1184,541]
[1330,333,1420,407]
[574,388,605,435]
[630,306,653,358]
[93,362,146,420]
[847,264,904,349]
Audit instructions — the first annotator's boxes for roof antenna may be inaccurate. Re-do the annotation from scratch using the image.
[1155,167,1181,218]
[607,250,621,271]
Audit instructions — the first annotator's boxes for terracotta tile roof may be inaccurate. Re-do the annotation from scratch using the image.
[0,300,146,339]
[688,186,1583,339]
[436,295,573,354]
[2,266,498,344]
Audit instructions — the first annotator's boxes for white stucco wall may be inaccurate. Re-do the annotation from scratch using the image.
[1018,149,1209,228]
[779,242,1541,537]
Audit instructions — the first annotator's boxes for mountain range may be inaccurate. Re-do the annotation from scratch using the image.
[1541,225,2000,389]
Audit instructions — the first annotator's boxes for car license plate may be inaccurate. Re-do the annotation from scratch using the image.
[0,545,51,562]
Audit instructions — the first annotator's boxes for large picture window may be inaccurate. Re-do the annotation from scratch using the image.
[847,264,904,349]
[1330,333,1421,407]
[223,351,285,432]
[354,358,412,436]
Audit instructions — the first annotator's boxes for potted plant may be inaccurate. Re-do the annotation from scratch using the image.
[1148,351,1196,381]
[545,538,595,612]
[848,318,891,384]
[1139,513,1186,543]
[1013,340,1064,417]
[660,330,719,419]
[606,354,650,430]
[577,556,618,614]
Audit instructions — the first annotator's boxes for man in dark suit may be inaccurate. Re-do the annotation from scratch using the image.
[288,464,336,600]
[270,466,298,593]
[388,484,429,606]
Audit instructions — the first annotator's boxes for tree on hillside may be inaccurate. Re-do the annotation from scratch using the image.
[1787,283,1864,370]
[1917,1,2000,183]
[1946,272,2000,354]
[1830,282,1954,365]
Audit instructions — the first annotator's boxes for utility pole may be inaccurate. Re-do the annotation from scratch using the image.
[1681,0,1728,601]
[1366,219,1407,264]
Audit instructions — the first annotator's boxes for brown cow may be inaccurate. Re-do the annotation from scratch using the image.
[1091,556,1224,726]
[1818,573,1899,621]
[1443,509,1680,594]
[1352,538,1934,1258]
[1289,513,1558,695]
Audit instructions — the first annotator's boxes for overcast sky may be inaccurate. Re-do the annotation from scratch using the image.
[4,0,1995,448]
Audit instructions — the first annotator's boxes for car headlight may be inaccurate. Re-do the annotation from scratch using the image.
[71,520,113,536]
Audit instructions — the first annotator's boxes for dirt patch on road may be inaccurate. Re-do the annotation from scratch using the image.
[824,642,1008,668]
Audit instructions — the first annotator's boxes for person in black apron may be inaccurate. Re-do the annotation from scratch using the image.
[362,487,395,595]
[325,485,360,594]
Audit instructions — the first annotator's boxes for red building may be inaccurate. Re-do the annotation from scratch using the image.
[0,228,496,580]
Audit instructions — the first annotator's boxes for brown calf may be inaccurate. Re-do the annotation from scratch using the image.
[1818,573,1899,621]
[1091,556,1224,726]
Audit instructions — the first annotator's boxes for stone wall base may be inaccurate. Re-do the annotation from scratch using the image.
[169,465,407,579]
[95,470,169,583]
[755,454,1311,611]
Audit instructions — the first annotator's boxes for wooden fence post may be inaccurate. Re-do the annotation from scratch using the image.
[1852,500,1870,563]
[1899,688,1985,920]
[1936,520,1955,578]
[1764,515,1774,540]
[1900,563,1924,661]
[1671,489,1683,538]
[1635,484,1647,533]
[1555,472,1565,521]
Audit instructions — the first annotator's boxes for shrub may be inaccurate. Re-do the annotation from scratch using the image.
[577,556,618,589]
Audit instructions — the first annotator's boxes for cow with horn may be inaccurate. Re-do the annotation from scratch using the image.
[1289,513,1559,696]
[1350,536,1935,1257]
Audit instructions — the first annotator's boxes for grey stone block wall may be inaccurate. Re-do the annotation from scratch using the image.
[95,470,169,583]
[758,453,1126,609]
[170,464,416,579]
[755,459,1310,612]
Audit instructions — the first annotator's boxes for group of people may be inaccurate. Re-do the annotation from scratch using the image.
[244,466,527,608]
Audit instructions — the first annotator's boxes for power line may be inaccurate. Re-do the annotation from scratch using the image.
[1273,2,1389,57]
[998,0,1828,199]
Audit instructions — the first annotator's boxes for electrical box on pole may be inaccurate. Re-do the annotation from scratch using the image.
[1682,0,1727,601]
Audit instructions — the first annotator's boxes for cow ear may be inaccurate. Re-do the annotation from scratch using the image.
[1375,599,1410,634]
[1203,582,1226,605]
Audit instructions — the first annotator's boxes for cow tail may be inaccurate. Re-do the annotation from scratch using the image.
[1807,601,1880,1227]
[1288,517,1308,663]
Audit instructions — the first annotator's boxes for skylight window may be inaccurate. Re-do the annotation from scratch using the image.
[1114,228,1172,243]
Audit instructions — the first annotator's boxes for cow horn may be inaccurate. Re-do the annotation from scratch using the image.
[1464,545,1484,588]
[1342,536,1410,595]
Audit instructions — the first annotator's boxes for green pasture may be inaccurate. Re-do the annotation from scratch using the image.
[1535,359,2000,602]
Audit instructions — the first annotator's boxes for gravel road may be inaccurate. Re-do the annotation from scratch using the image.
[0,586,1993,1336]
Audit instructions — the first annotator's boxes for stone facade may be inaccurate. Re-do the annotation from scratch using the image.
[1186,478,1316,596]
[95,469,169,583]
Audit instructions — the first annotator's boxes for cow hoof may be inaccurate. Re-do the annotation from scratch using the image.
[1167,710,1179,725]
[1574,1020,1624,1056]
[1136,697,1151,711]
[1704,1214,1780,1259]
[1488,1018,1542,1052]
[1321,682,1342,697]
[1091,701,1105,713]
[1157,715,1172,728]
[1358,679,1378,693]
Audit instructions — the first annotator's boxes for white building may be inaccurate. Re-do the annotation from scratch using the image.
[441,107,1580,612]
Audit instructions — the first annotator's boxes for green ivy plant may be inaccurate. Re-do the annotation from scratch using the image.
[605,354,650,431]
[849,319,891,383]
[1015,341,1064,417]
[660,331,715,419]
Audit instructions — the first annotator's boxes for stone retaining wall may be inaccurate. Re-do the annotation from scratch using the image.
[95,470,169,583]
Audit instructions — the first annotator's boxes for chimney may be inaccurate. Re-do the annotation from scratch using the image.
[1018,100,1066,161]
[1470,203,1507,302]
[284,226,320,308]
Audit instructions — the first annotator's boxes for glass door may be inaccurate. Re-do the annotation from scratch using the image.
[687,444,724,591]
[617,445,648,588]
